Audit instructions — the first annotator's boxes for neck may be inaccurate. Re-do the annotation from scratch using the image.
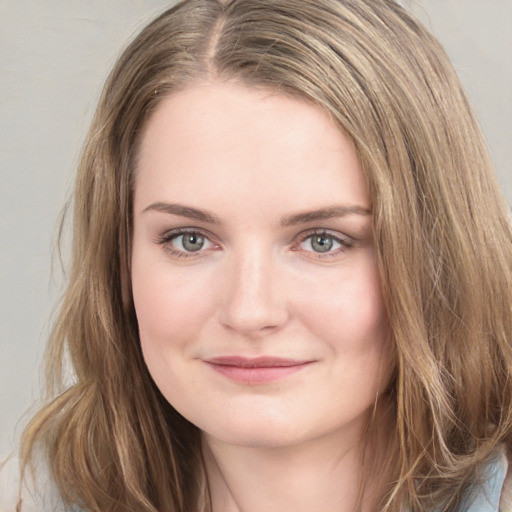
[201,418,386,512]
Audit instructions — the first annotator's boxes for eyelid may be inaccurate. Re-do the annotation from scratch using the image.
[156,227,220,258]
[155,226,356,260]
[293,228,355,258]
[156,226,213,243]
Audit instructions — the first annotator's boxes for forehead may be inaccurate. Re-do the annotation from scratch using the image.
[134,81,370,217]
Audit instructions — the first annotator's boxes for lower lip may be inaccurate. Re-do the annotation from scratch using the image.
[205,362,312,384]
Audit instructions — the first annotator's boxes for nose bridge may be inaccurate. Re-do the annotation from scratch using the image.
[219,241,288,335]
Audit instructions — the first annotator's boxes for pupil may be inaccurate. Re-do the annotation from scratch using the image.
[312,235,333,253]
[183,234,204,252]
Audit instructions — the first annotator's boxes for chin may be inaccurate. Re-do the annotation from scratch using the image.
[204,426,307,449]
[199,410,348,450]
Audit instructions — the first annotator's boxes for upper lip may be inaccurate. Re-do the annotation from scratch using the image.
[205,356,312,368]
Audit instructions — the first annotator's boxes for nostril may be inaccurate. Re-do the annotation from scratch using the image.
[217,252,291,335]
[218,286,290,335]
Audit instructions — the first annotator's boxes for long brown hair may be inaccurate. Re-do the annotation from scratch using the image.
[19,0,512,510]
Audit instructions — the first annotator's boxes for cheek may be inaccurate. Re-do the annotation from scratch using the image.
[295,255,393,393]
[131,254,216,354]
[297,257,388,348]
[130,257,217,405]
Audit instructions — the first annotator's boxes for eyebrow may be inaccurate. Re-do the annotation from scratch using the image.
[142,202,371,226]
[143,202,222,224]
[280,205,371,226]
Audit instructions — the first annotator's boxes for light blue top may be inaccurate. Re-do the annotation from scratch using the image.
[403,449,509,512]
[464,449,508,512]
[1,449,509,511]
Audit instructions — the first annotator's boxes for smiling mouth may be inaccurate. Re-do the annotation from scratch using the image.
[204,356,313,384]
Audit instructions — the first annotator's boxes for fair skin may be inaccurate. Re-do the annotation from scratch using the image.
[131,81,392,512]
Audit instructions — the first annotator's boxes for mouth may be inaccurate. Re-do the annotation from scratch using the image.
[204,356,314,385]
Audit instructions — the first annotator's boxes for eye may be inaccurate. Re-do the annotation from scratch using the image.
[296,230,353,258]
[305,233,339,253]
[157,228,218,258]
[173,232,207,252]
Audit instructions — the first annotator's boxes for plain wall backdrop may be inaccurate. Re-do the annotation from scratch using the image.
[1,0,511,456]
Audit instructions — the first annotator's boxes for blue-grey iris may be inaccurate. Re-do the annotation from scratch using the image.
[182,233,204,252]
[311,235,333,253]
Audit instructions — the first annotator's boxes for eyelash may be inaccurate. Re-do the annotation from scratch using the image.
[156,228,354,260]
[156,228,216,259]
[295,229,354,259]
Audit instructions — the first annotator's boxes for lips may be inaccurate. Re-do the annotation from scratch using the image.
[204,356,313,384]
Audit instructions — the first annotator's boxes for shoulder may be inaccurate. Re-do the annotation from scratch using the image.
[500,454,512,512]
[465,446,510,512]
[0,455,69,512]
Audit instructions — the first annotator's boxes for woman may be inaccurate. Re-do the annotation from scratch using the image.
[8,0,512,510]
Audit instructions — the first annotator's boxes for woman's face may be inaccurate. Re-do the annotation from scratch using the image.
[131,82,392,448]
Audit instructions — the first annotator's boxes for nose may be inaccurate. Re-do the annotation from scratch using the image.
[218,246,290,337]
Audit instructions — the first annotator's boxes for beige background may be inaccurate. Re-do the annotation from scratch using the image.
[1,0,511,455]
